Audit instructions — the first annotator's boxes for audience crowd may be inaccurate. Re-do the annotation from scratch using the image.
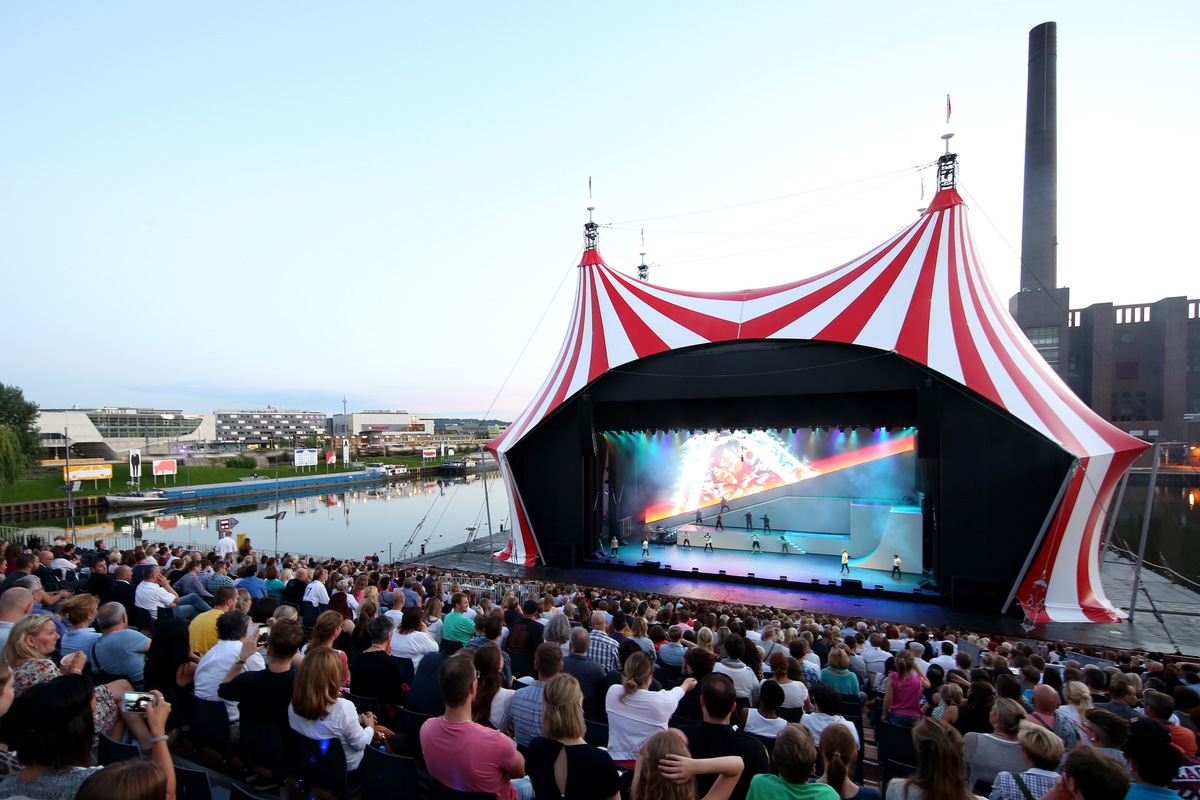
[0,532,1195,800]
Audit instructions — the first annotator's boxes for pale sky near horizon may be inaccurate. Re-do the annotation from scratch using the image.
[3,4,1197,421]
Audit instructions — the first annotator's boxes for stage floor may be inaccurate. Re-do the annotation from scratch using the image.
[593,543,912,591]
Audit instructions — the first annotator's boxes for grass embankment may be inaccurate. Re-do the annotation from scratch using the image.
[0,454,433,505]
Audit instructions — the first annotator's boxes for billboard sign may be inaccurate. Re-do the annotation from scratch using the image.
[129,450,143,478]
[63,464,113,481]
[294,448,318,468]
[422,448,437,458]
[152,459,177,476]
[342,438,350,465]
[326,451,336,465]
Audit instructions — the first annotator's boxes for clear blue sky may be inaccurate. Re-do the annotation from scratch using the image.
[3,3,1196,420]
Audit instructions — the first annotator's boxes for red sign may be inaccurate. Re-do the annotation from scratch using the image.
[422,448,437,458]
[152,459,177,476]
[326,451,336,465]
[217,518,233,533]
[157,515,179,530]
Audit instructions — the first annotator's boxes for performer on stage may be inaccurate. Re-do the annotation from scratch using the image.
[761,514,771,532]
[891,554,902,579]
[681,531,691,549]
[703,533,714,553]
[720,500,731,513]
[695,509,702,526]
[840,549,850,574]
[744,511,753,531]
[715,513,724,530]
[779,535,789,554]
[642,537,651,557]
[610,536,619,557]
[751,532,761,552]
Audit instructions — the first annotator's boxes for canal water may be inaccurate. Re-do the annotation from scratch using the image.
[1110,484,1200,591]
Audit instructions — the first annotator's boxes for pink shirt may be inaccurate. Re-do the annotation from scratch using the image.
[420,716,522,800]
[889,671,923,717]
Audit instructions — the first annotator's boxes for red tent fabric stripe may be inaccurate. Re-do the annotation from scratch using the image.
[490,188,1149,621]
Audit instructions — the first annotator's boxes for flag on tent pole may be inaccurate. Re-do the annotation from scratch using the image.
[921,178,925,202]
[946,94,952,123]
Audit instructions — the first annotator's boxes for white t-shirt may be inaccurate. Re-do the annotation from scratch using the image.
[743,709,788,737]
[604,684,687,761]
[134,581,175,620]
[214,537,236,558]
[713,660,761,703]
[194,639,265,722]
[303,581,330,607]
[765,679,809,709]
[801,711,859,748]
[288,697,374,771]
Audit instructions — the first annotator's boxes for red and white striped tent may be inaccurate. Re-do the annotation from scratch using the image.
[489,187,1148,623]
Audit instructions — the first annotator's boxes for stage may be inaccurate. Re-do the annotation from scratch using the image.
[588,539,925,598]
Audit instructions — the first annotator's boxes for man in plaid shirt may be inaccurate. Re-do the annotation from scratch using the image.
[204,559,235,592]
[585,611,620,673]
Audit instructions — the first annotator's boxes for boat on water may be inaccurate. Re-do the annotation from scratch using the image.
[439,457,478,474]
[103,490,171,508]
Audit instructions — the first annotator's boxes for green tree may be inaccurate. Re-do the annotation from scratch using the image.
[0,383,40,485]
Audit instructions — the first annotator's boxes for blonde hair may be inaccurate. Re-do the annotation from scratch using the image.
[621,651,652,701]
[3,615,56,667]
[993,697,1027,736]
[235,589,251,612]
[291,647,343,720]
[826,646,850,670]
[60,593,99,626]
[634,731,694,800]
[1017,723,1065,771]
[696,626,714,652]
[1064,681,1093,713]
[542,673,585,740]
[272,605,298,623]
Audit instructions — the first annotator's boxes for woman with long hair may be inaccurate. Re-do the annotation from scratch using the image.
[303,610,351,684]
[962,698,1027,793]
[526,673,620,800]
[633,729,743,800]
[953,680,996,736]
[629,617,656,659]
[695,626,715,655]
[1057,680,1092,728]
[389,607,438,670]
[351,601,378,654]
[931,683,963,727]
[604,651,696,764]
[143,618,198,729]
[58,593,101,657]
[471,643,515,732]
[288,648,376,772]
[883,650,929,727]
[885,717,979,800]
[817,722,880,800]
[422,596,444,642]
[763,652,809,713]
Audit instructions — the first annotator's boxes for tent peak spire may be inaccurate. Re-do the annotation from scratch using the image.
[937,132,959,191]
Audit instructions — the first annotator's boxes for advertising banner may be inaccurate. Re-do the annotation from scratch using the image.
[63,464,113,481]
[129,449,143,478]
[422,448,437,458]
[326,451,336,465]
[152,459,177,476]
[294,449,318,468]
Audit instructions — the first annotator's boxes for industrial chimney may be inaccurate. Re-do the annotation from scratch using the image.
[1011,21,1070,377]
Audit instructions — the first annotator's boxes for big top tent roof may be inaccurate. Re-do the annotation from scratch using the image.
[489,185,1149,623]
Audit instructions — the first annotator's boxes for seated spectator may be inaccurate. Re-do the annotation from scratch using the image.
[76,757,173,800]
[955,680,997,736]
[171,558,214,604]
[0,675,105,799]
[389,607,438,670]
[562,627,606,720]
[349,615,406,727]
[606,650,696,763]
[884,649,929,727]
[1123,717,1184,800]
[989,723,1064,800]
[963,698,1027,794]
[817,723,879,800]
[745,723,837,800]
[586,610,621,674]
[526,673,620,800]
[135,564,210,622]
[302,610,351,684]
[764,652,809,714]
[740,679,788,738]
[804,684,860,749]
[712,634,760,705]
[404,650,449,717]
[302,568,330,608]
[16,576,67,638]
[1052,746,1129,800]
[506,600,546,679]
[658,625,688,668]
[1081,707,1130,765]
[90,601,151,685]
[189,585,237,657]
[84,557,113,603]
[218,618,304,741]
[1025,684,1079,751]
[194,609,265,725]
[886,717,979,800]
[0,589,33,655]
[1141,689,1198,756]
[1095,673,1142,721]
[58,593,101,657]
[420,652,532,800]
[288,647,376,772]
[687,672,772,800]
[512,642,564,749]
[823,645,862,698]
[473,643,516,733]
[634,729,743,800]
[235,564,267,600]
[5,613,152,748]
[143,618,198,727]
[676,646,717,721]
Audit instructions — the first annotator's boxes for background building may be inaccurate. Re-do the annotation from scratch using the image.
[37,407,216,459]
[215,408,326,448]
[329,410,435,445]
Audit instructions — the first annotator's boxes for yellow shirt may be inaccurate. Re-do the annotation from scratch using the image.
[189,608,225,656]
